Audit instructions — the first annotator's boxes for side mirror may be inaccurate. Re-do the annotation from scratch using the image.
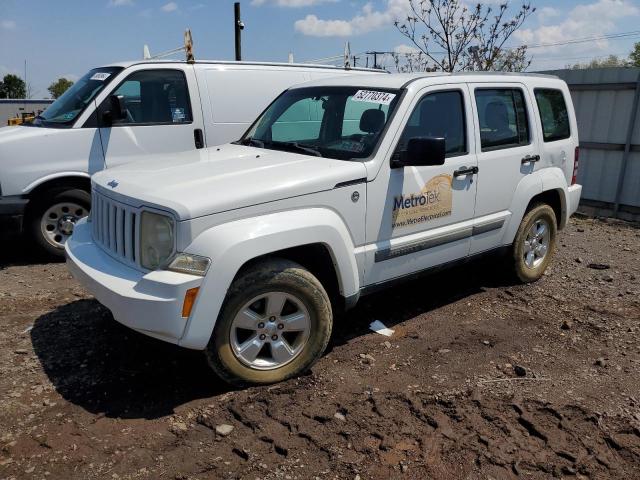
[395,137,446,167]
[101,95,126,126]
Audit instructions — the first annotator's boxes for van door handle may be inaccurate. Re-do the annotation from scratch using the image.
[521,154,540,164]
[453,166,479,177]
[194,128,204,149]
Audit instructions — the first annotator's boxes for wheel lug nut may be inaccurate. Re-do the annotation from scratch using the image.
[269,316,276,322]
[271,334,278,341]
[258,322,265,328]
[259,334,266,340]
[277,323,284,330]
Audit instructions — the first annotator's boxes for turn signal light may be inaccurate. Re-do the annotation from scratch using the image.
[182,287,200,318]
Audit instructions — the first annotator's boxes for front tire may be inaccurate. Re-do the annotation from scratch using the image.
[29,188,91,257]
[511,203,557,283]
[205,258,333,387]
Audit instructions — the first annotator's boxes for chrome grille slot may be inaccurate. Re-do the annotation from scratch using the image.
[91,189,139,268]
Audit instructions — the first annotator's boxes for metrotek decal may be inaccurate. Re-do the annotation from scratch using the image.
[391,174,453,229]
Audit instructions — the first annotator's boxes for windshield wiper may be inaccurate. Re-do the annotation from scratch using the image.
[235,137,265,148]
[276,141,322,157]
[20,114,44,126]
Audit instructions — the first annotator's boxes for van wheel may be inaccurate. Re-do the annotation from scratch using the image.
[511,203,557,283]
[29,188,91,257]
[205,258,332,387]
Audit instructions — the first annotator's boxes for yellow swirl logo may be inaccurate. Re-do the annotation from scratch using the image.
[391,174,453,229]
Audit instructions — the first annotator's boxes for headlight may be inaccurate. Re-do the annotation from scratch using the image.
[140,211,175,270]
[166,253,211,276]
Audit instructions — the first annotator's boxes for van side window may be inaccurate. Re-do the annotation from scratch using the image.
[107,69,192,125]
[395,90,466,158]
[534,88,570,142]
[475,89,529,151]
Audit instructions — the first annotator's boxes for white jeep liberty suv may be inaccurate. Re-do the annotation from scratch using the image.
[66,73,582,386]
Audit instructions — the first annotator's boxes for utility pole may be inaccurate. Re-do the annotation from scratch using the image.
[24,60,30,99]
[234,2,244,61]
[365,51,387,70]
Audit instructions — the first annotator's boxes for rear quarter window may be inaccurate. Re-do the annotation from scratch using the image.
[534,88,570,142]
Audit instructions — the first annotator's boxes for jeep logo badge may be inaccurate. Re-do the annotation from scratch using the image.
[107,180,119,189]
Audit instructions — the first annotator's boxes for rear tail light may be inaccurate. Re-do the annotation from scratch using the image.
[571,146,579,185]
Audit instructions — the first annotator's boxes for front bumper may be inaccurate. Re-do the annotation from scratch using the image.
[65,218,202,346]
[0,195,28,216]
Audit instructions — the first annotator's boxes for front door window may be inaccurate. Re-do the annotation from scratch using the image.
[105,69,192,125]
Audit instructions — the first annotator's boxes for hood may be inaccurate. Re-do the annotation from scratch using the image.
[0,124,57,143]
[93,144,367,220]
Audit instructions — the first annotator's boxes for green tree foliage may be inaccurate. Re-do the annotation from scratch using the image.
[568,55,629,70]
[393,0,535,72]
[569,43,640,70]
[0,74,27,99]
[48,78,75,99]
[630,42,640,67]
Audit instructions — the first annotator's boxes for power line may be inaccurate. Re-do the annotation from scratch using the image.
[305,29,640,67]
[532,51,632,62]
[524,30,640,49]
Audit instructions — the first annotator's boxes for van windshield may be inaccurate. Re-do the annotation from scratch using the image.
[32,67,123,127]
[239,86,401,160]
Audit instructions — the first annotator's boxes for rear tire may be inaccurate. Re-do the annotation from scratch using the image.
[28,188,91,257]
[511,203,557,283]
[205,258,332,387]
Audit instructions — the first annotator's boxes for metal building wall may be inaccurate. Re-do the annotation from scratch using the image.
[0,99,53,126]
[541,68,640,220]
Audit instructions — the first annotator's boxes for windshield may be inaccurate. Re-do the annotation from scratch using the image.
[33,67,123,127]
[239,86,401,160]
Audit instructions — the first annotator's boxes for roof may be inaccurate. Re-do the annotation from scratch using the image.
[100,59,382,73]
[294,71,561,90]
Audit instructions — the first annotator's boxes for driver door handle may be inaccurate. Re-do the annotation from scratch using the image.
[521,154,540,164]
[453,166,479,177]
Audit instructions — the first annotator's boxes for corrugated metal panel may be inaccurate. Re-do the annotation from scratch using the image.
[620,152,640,207]
[540,67,640,211]
[577,150,623,204]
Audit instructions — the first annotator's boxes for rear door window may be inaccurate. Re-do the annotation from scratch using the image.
[475,88,530,151]
[534,88,570,142]
[105,69,192,125]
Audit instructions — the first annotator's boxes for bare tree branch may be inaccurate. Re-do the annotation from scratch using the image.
[394,0,534,72]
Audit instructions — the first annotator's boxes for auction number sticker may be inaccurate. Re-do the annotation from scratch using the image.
[90,72,111,81]
[352,90,396,105]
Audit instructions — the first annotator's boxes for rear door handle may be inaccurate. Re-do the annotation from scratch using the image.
[453,166,479,177]
[194,128,204,149]
[521,154,540,164]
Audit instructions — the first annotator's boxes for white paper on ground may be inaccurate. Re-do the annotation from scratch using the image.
[369,320,395,337]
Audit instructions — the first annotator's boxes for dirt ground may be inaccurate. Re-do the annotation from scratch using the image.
[0,217,639,480]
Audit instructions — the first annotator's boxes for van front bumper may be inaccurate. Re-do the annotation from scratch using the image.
[0,195,28,232]
[65,219,202,346]
[0,195,28,216]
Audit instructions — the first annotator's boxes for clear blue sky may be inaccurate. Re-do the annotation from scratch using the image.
[1,0,639,98]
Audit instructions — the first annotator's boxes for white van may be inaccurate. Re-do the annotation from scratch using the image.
[67,72,582,386]
[0,60,382,255]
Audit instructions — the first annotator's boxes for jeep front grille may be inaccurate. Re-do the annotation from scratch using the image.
[91,189,139,266]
